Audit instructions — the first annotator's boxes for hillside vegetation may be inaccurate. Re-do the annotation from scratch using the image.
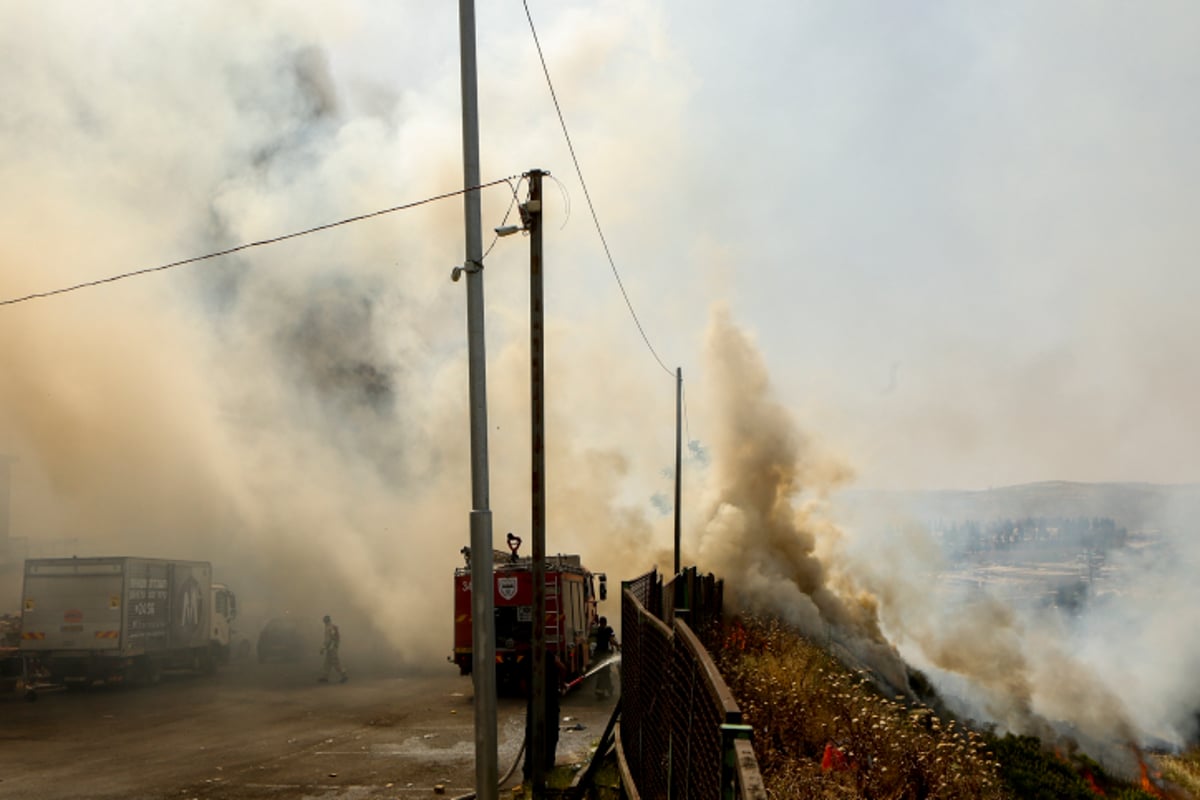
[713,617,1177,799]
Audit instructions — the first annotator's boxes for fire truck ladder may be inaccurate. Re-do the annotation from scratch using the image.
[545,579,560,647]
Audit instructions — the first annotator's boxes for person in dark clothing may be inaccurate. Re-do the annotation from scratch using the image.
[317,615,348,683]
[522,654,562,782]
[593,616,617,699]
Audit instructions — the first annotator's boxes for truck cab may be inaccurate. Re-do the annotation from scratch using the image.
[211,583,238,662]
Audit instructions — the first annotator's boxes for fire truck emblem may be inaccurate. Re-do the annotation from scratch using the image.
[498,577,519,601]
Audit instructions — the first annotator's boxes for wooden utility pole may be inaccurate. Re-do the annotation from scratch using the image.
[527,168,548,794]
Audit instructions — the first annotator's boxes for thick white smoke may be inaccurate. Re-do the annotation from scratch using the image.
[0,3,684,669]
[2,3,1195,759]
[836,486,1200,753]
[688,308,1198,759]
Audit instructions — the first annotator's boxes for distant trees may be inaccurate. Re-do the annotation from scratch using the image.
[937,517,1128,560]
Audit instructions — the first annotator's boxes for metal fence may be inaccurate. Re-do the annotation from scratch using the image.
[623,567,661,618]
[621,585,673,800]
[619,570,766,800]
[663,567,724,641]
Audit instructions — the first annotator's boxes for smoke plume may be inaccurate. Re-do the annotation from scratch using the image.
[692,308,910,692]
[687,308,1178,763]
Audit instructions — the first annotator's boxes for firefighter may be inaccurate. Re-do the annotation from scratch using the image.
[317,615,348,683]
[594,616,617,699]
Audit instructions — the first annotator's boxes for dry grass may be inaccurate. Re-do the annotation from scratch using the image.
[1157,750,1200,797]
[714,617,1007,800]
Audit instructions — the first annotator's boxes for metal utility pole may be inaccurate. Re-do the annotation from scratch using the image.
[674,367,682,576]
[527,168,548,794]
[0,456,12,557]
[457,3,497,798]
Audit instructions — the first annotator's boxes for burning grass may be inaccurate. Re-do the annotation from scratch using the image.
[984,734,1165,799]
[712,617,1179,799]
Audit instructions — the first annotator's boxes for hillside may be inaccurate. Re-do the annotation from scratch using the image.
[715,616,1190,799]
[835,481,1200,534]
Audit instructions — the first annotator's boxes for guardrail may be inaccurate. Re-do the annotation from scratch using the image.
[618,570,766,800]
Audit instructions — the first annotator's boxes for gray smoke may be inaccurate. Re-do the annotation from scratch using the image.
[0,5,684,670]
[692,308,910,692]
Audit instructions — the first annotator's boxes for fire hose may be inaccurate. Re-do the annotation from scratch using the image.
[451,654,620,800]
[450,735,526,800]
[562,652,621,693]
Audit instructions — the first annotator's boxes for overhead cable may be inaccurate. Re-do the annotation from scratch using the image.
[0,176,520,308]
[521,0,675,379]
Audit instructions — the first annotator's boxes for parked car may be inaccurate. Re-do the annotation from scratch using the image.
[256,617,308,663]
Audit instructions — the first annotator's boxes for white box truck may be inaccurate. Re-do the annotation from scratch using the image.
[19,556,238,686]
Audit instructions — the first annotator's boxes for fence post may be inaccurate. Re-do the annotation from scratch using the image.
[667,732,673,800]
[720,723,754,800]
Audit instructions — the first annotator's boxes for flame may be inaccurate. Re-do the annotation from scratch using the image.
[1082,770,1105,796]
[1137,755,1167,799]
[725,618,748,652]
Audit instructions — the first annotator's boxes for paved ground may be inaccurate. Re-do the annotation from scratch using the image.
[0,656,620,800]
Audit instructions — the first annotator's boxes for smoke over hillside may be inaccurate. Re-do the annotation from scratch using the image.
[689,309,1198,758]
[692,308,910,692]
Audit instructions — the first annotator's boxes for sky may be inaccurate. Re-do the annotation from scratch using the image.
[2,0,1200,748]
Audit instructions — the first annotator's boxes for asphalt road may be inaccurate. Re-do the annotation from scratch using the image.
[0,657,620,800]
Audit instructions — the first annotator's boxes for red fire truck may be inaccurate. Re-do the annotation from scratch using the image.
[452,535,607,693]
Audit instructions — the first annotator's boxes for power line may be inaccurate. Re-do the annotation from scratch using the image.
[521,0,675,379]
[0,176,520,308]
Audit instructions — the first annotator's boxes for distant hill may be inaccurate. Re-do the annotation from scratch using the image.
[833,481,1200,533]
